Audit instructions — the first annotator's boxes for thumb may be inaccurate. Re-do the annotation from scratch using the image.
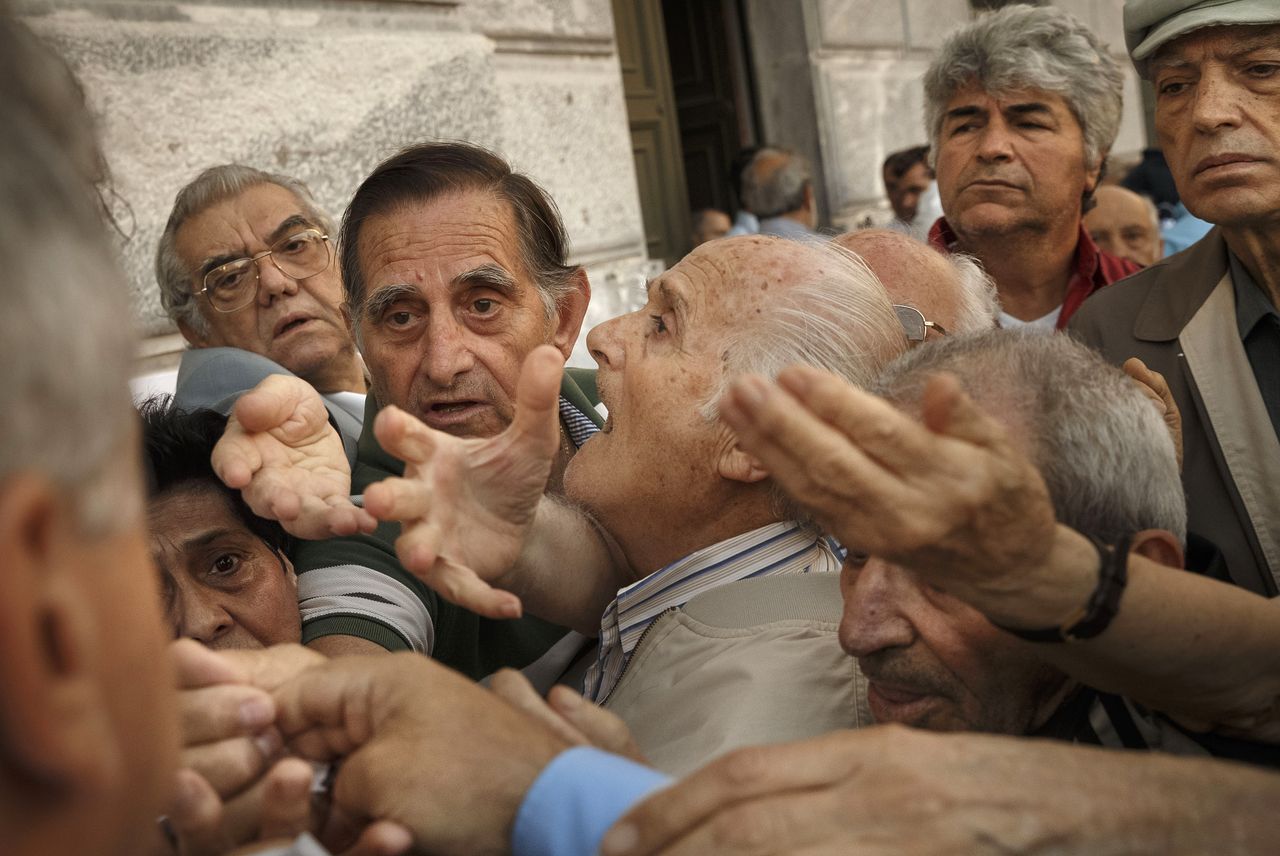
[919,373,1004,449]
[506,345,565,457]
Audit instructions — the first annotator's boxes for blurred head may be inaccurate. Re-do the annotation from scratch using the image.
[0,27,177,854]
[1084,185,1164,266]
[925,5,1124,242]
[691,208,732,245]
[882,145,933,222]
[341,142,590,438]
[1135,8,1280,229]
[841,331,1186,734]
[157,165,358,392]
[565,236,906,575]
[740,147,816,228]
[836,229,999,337]
[140,402,300,650]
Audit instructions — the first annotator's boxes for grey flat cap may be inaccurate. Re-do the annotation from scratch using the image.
[1125,0,1279,75]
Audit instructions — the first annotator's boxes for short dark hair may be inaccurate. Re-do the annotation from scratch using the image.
[138,397,291,555]
[339,141,577,323]
[882,145,931,184]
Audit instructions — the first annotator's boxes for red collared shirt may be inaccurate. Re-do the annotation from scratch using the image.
[927,217,1139,329]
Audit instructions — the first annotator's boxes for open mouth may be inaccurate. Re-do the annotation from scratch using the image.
[431,401,478,414]
[274,315,313,338]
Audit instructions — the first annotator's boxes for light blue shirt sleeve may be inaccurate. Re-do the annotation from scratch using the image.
[512,747,673,856]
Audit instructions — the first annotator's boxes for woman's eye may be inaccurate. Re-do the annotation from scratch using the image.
[649,314,668,334]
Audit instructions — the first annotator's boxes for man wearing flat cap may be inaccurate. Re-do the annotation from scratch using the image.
[1070,0,1280,598]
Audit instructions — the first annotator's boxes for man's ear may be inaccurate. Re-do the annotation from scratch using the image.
[715,426,770,485]
[1083,155,1105,199]
[1129,528,1184,570]
[0,475,119,792]
[176,318,208,348]
[552,268,591,362]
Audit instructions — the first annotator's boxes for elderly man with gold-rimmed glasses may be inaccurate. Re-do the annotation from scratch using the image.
[155,164,368,456]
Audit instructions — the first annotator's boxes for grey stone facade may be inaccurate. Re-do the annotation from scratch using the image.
[18,0,650,372]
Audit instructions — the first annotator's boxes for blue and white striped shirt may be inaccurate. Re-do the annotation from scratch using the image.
[582,521,842,702]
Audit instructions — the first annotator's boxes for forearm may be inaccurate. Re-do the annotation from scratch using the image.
[967,525,1280,741]
[498,496,632,636]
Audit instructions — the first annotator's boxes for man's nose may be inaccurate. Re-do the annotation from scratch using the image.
[975,118,1016,163]
[1191,69,1244,134]
[176,589,234,647]
[420,311,479,387]
[586,315,624,371]
[255,254,300,304]
[839,560,917,658]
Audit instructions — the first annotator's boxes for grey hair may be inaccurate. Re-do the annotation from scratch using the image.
[703,241,909,522]
[874,330,1187,545]
[155,164,334,335]
[740,147,812,219]
[923,4,1125,171]
[1,110,138,535]
[946,252,1001,334]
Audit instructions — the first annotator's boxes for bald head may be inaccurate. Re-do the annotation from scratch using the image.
[836,229,997,336]
[1084,186,1163,267]
[740,148,815,226]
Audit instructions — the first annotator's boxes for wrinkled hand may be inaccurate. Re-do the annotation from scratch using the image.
[166,641,410,856]
[603,726,1153,856]
[212,374,376,540]
[270,653,568,856]
[718,366,1056,600]
[491,669,646,764]
[362,345,566,619]
[1123,357,1183,470]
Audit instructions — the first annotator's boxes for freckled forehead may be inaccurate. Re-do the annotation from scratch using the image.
[659,237,807,312]
[358,190,527,288]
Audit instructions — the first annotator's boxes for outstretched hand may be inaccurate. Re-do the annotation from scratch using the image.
[212,375,376,540]
[362,345,566,619]
[718,366,1057,600]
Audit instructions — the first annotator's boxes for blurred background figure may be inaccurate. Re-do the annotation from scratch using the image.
[690,207,731,246]
[741,146,820,241]
[1084,185,1164,268]
[1120,147,1211,256]
[882,145,932,226]
[725,146,762,237]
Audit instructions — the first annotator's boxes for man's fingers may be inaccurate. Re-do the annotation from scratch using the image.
[420,558,523,620]
[365,477,433,523]
[490,669,589,748]
[167,768,227,856]
[172,638,247,689]
[548,686,644,761]
[603,734,865,856]
[181,731,283,798]
[507,344,567,458]
[211,431,262,491]
[339,821,414,856]
[255,758,315,842]
[917,373,1004,451]
[373,406,442,465]
[217,643,330,694]
[232,375,325,436]
[179,684,276,745]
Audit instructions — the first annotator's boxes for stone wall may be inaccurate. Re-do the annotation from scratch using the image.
[18,0,650,372]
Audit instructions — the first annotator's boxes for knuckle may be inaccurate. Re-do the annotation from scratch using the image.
[718,745,772,790]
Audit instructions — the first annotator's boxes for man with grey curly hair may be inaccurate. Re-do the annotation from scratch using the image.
[156,164,367,451]
[923,3,1139,331]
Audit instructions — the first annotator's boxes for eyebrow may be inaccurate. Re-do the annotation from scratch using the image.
[1006,102,1053,117]
[361,282,422,320]
[195,213,318,279]
[943,104,985,123]
[454,263,518,296]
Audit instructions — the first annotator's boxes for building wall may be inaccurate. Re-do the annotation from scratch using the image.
[747,0,1148,230]
[18,0,651,373]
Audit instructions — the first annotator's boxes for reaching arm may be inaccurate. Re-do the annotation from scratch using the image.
[718,366,1280,743]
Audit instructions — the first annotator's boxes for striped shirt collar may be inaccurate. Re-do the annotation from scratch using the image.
[558,395,600,448]
[583,521,841,702]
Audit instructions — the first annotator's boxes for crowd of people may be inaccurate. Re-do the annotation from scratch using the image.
[3,0,1279,854]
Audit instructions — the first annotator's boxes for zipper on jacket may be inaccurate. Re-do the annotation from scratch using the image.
[599,606,678,707]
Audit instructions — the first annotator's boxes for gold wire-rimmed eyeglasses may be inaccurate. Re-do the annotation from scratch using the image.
[893,304,949,342]
[198,228,332,313]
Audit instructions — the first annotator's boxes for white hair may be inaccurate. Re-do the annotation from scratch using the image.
[703,241,909,521]
[923,4,1125,172]
[155,164,334,336]
[946,252,1001,334]
[875,330,1187,544]
[1,110,138,534]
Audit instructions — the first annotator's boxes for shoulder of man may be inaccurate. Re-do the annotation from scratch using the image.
[563,367,602,412]
[173,347,291,415]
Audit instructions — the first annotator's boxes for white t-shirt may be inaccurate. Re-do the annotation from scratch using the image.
[999,305,1062,332]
